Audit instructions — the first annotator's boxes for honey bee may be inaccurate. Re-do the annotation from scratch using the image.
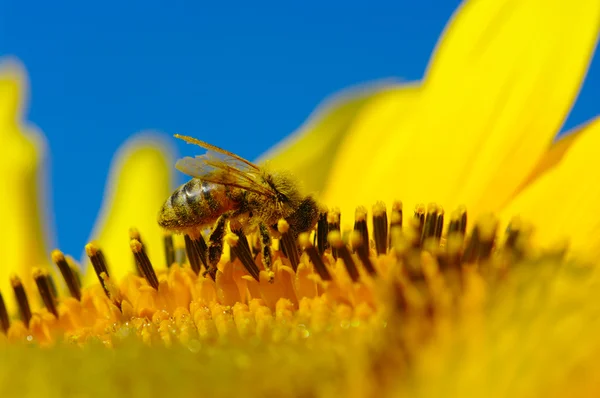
[158,134,320,275]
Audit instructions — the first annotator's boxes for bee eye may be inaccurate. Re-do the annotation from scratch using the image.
[248,211,253,218]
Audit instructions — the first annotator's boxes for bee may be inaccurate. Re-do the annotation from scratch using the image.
[158,134,320,275]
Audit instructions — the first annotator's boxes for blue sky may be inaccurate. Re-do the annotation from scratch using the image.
[1,0,599,256]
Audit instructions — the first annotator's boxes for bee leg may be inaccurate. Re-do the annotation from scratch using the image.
[204,212,232,280]
[258,222,274,283]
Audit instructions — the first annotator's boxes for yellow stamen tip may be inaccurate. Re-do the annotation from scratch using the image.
[85,243,99,257]
[130,239,143,253]
[298,233,312,248]
[277,219,290,234]
[51,249,65,263]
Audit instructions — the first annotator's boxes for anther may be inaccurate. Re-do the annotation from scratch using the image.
[328,231,360,282]
[353,207,369,254]
[350,231,376,276]
[11,275,32,327]
[51,249,81,300]
[414,204,426,242]
[421,203,439,243]
[278,219,300,272]
[0,292,9,333]
[298,233,331,281]
[505,219,520,248]
[230,223,252,258]
[444,233,464,269]
[130,239,159,290]
[327,209,341,260]
[391,201,403,227]
[184,233,208,274]
[372,202,388,255]
[477,215,498,261]
[85,243,111,297]
[163,233,176,268]
[33,268,58,317]
[462,226,480,264]
[316,211,329,256]
[435,209,444,239]
[175,243,187,266]
[448,206,467,235]
[389,201,403,249]
[69,260,83,290]
[225,233,260,281]
[129,228,145,276]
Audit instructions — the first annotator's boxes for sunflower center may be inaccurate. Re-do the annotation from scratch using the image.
[0,202,564,351]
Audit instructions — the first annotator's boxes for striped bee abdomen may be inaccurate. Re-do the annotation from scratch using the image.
[158,179,239,230]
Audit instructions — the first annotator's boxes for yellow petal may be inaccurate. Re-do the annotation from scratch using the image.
[320,85,420,219]
[258,82,402,196]
[500,116,600,261]
[331,0,599,221]
[515,126,585,196]
[83,135,174,284]
[0,59,51,310]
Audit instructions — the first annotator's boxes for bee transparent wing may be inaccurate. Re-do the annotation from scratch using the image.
[175,153,277,199]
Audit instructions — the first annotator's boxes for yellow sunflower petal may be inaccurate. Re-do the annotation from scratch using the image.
[332,0,599,221]
[0,59,51,310]
[83,134,174,284]
[320,84,420,219]
[515,127,585,196]
[500,116,600,261]
[258,82,402,196]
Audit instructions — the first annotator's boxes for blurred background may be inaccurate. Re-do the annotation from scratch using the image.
[0,0,599,257]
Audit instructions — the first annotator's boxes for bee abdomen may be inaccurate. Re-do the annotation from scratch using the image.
[158,179,238,230]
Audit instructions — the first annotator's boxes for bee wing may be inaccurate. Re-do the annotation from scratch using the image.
[176,155,277,198]
[175,135,278,198]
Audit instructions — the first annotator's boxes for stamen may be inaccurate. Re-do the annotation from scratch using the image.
[33,268,58,317]
[315,211,329,256]
[67,257,83,291]
[0,292,9,333]
[477,215,498,261]
[413,204,426,243]
[225,233,260,281]
[11,275,32,327]
[353,207,369,254]
[505,217,521,249]
[250,233,262,259]
[444,233,464,269]
[46,273,59,301]
[391,201,403,227]
[298,233,331,281]
[350,231,376,276]
[328,231,359,282]
[130,239,159,290]
[278,219,300,272]
[327,209,341,260]
[230,223,252,258]
[175,244,187,266]
[389,201,403,249]
[448,206,467,235]
[435,209,444,239]
[163,233,176,268]
[462,226,480,264]
[184,233,208,274]
[129,228,145,276]
[85,243,112,297]
[421,203,439,244]
[372,202,388,255]
[51,249,82,300]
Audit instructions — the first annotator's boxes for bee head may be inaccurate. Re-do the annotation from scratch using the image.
[286,196,320,234]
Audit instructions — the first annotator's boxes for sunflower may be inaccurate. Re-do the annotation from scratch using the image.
[1,0,600,397]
